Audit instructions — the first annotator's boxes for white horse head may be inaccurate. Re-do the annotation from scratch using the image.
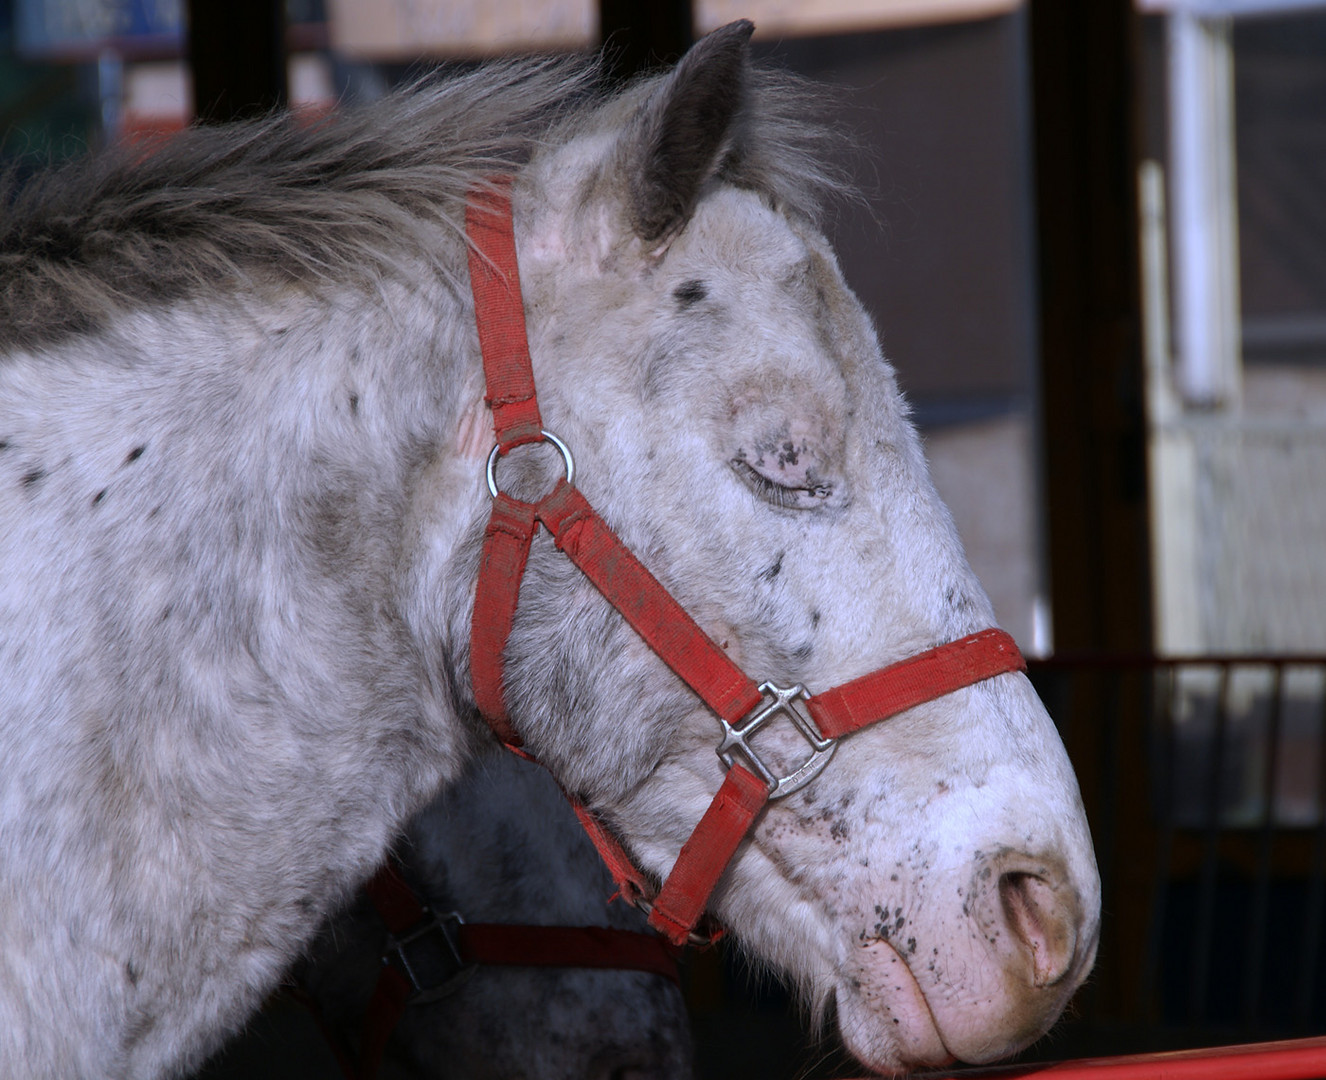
[0,21,1097,1078]
[425,22,1101,1070]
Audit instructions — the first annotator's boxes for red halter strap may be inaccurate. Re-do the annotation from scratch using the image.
[464,179,1026,946]
[467,175,544,453]
[358,858,680,1080]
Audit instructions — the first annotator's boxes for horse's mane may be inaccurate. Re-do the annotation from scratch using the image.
[0,54,849,354]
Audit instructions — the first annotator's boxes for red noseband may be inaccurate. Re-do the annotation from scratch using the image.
[465,176,1026,946]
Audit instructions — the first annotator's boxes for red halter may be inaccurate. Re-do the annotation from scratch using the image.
[465,175,1026,946]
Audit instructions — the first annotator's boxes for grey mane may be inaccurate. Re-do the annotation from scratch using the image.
[0,56,847,356]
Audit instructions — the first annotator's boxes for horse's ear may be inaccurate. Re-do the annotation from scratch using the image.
[627,19,754,247]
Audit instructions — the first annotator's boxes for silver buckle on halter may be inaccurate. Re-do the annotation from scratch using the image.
[717,682,836,799]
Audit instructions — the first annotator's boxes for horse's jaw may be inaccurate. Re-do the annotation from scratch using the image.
[831,882,1098,1074]
[835,940,954,1073]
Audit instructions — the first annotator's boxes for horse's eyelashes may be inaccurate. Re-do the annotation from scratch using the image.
[730,459,833,510]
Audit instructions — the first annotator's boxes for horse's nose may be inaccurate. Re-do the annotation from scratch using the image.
[980,851,1086,989]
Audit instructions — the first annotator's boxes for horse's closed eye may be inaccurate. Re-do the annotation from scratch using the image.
[731,458,833,509]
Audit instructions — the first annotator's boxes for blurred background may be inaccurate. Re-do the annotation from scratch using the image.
[6,0,1326,1074]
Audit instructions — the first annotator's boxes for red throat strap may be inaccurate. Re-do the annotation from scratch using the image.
[645,764,769,942]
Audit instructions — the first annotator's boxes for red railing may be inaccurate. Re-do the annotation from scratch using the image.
[921,1034,1326,1079]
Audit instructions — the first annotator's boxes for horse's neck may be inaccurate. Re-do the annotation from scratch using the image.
[0,269,492,828]
[7,274,479,474]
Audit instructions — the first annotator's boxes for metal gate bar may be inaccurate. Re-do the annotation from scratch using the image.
[1189,661,1233,1023]
[1023,653,1326,1048]
[1297,689,1326,1024]
[1247,662,1287,1023]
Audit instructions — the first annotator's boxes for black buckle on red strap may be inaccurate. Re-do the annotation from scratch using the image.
[381,909,474,1003]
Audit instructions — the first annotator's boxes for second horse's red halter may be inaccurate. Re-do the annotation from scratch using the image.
[465,175,1026,947]
[356,858,679,1079]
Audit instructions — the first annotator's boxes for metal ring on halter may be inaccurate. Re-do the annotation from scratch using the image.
[631,897,717,948]
[485,430,575,499]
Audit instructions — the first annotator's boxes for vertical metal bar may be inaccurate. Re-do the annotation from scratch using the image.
[1295,665,1326,1024]
[188,0,288,124]
[598,0,693,82]
[1166,9,1242,407]
[1028,0,1153,658]
[1190,661,1232,1024]
[96,49,124,143]
[1244,662,1284,1024]
[1141,662,1177,1022]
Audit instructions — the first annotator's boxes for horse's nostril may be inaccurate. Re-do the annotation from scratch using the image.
[999,869,1080,988]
